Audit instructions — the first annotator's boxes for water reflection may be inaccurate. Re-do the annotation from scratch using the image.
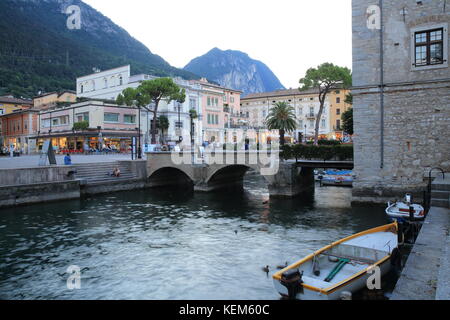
[0,174,390,300]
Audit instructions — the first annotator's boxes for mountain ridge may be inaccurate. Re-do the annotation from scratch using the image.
[0,0,198,98]
[184,48,285,96]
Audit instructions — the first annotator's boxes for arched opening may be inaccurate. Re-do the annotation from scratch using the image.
[206,165,253,191]
[148,167,194,189]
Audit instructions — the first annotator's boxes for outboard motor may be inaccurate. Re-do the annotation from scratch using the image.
[280,269,303,300]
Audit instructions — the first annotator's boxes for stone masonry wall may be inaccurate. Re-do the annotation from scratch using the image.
[352,0,450,203]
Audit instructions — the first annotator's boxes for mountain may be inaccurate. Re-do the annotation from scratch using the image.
[0,0,198,98]
[184,48,285,96]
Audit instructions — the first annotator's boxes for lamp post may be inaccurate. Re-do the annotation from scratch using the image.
[304,124,307,143]
[138,107,142,159]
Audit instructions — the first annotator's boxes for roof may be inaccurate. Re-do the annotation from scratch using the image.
[33,90,76,99]
[0,109,39,117]
[0,96,33,105]
[190,79,242,94]
[241,88,320,100]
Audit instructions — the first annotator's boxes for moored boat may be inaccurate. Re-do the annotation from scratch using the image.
[385,194,425,222]
[272,222,399,300]
[319,170,353,186]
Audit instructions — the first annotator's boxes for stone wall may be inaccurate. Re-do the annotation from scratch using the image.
[352,0,450,204]
[0,166,75,186]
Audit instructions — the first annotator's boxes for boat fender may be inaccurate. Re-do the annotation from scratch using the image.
[312,256,320,276]
[280,269,304,299]
[328,256,339,263]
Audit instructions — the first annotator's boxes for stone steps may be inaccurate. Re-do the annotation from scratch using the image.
[73,161,137,184]
[431,174,450,209]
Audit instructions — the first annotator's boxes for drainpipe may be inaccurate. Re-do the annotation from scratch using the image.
[379,0,385,169]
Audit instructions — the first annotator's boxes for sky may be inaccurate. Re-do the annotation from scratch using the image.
[82,0,352,89]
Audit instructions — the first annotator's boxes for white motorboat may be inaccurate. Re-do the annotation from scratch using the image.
[386,194,425,221]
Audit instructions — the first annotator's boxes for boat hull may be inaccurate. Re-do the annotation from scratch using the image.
[273,258,391,300]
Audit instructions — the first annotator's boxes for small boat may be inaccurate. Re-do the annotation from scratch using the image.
[320,170,353,186]
[272,222,398,300]
[386,194,425,221]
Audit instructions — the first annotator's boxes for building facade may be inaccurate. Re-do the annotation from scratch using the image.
[352,0,450,203]
[76,66,205,149]
[241,89,349,142]
[33,91,77,110]
[0,109,39,154]
[192,78,244,145]
[0,95,33,149]
[31,100,141,154]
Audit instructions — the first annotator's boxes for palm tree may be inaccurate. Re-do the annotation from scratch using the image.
[265,102,297,146]
[157,115,169,144]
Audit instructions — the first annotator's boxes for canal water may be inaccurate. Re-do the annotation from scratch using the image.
[0,175,392,300]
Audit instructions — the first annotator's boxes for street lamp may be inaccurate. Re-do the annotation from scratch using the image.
[304,124,307,143]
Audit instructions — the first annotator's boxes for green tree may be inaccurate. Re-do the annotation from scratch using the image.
[157,115,169,144]
[299,63,352,145]
[344,92,353,105]
[265,101,297,146]
[117,78,186,144]
[341,108,353,135]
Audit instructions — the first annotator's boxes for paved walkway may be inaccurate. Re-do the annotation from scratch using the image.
[0,154,145,169]
[391,206,450,300]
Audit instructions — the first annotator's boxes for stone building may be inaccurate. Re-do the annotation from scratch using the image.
[352,0,450,204]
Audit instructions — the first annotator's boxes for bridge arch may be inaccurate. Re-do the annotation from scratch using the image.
[148,167,194,188]
[205,165,269,190]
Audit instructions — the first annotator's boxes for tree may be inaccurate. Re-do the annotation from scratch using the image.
[344,92,353,105]
[157,115,169,144]
[341,108,353,135]
[117,78,186,144]
[299,63,352,145]
[265,101,297,146]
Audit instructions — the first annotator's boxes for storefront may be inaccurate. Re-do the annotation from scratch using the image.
[33,132,137,154]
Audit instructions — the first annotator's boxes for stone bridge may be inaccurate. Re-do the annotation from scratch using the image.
[146,151,353,198]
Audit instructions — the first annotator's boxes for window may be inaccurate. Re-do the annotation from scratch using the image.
[175,121,183,128]
[214,98,219,106]
[336,97,341,104]
[309,107,314,117]
[299,120,303,128]
[0,108,4,115]
[124,114,136,124]
[308,120,314,129]
[412,25,448,69]
[104,78,108,88]
[189,98,197,109]
[207,97,211,106]
[59,116,69,125]
[80,84,84,93]
[321,119,326,128]
[230,97,235,103]
[336,120,341,130]
[223,95,227,102]
[119,75,123,86]
[104,113,119,123]
[336,108,341,115]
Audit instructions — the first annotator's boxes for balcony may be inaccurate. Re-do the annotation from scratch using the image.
[223,106,230,113]
[306,113,316,119]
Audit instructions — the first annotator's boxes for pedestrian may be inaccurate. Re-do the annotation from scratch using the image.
[64,153,72,165]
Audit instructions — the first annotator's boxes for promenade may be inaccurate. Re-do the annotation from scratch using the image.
[391,206,450,300]
[0,154,140,169]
